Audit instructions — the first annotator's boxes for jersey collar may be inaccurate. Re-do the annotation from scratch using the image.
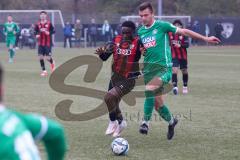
[144,20,156,29]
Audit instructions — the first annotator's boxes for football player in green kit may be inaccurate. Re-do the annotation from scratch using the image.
[3,15,20,63]
[137,2,220,139]
[0,64,67,160]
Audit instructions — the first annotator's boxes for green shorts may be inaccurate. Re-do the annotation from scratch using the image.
[144,67,172,85]
[6,37,16,48]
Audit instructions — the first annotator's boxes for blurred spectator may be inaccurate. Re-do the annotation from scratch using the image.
[28,24,36,49]
[74,19,83,47]
[20,28,30,48]
[102,20,112,42]
[63,22,73,48]
[214,22,223,45]
[88,18,97,47]
[19,27,35,49]
[191,21,200,45]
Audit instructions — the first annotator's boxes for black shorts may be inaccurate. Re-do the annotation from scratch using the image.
[172,58,188,69]
[38,46,52,56]
[108,73,135,96]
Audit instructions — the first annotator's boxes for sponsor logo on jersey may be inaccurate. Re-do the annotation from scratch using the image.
[142,36,156,48]
[7,26,14,32]
[117,48,132,55]
[116,43,134,55]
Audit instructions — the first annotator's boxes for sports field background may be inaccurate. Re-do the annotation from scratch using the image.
[1,46,240,160]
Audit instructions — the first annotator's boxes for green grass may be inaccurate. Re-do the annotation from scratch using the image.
[1,46,240,160]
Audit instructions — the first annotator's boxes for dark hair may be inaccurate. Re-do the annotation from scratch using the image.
[139,2,153,13]
[121,21,136,31]
[40,11,47,14]
[173,19,183,27]
[0,64,3,102]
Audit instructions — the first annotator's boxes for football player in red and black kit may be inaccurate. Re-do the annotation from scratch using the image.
[95,21,144,137]
[169,20,189,95]
[35,11,56,77]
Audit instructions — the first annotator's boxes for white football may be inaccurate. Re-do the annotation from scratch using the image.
[111,137,129,156]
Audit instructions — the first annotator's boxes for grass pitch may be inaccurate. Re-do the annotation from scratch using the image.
[1,46,240,160]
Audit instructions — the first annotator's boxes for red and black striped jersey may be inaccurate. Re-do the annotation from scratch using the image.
[169,32,189,60]
[35,21,55,47]
[99,35,142,78]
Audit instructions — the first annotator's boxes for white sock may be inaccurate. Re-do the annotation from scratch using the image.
[169,116,174,125]
[142,120,149,126]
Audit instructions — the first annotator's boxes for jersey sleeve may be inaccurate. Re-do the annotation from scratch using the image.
[34,24,40,35]
[161,21,177,34]
[181,36,189,48]
[15,112,67,160]
[136,39,143,60]
[49,23,55,35]
[15,23,20,33]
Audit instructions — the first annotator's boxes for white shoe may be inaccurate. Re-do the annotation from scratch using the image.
[105,121,118,135]
[113,120,127,137]
[40,70,48,77]
[182,86,188,94]
[8,58,13,63]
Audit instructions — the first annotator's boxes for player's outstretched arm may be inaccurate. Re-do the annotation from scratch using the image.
[42,118,67,160]
[15,23,20,34]
[177,28,221,44]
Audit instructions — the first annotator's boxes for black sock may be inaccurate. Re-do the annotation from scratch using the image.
[109,112,117,121]
[183,73,188,87]
[40,59,45,71]
[47,58,53,64]
[172,73,178,87]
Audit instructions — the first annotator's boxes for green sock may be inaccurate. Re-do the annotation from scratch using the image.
[9,49,15,59]
[143,91,155,121]
[157,104,173,123]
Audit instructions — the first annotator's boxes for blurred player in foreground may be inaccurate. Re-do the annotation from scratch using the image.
[0,64,67,160]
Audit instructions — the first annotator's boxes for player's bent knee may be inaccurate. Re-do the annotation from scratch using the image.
[181,68,188,74]
[172,67,178,74]
[39,55,44,60]
[9,45,13,49]
[146,77,162,91]
[46,56,51,60]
